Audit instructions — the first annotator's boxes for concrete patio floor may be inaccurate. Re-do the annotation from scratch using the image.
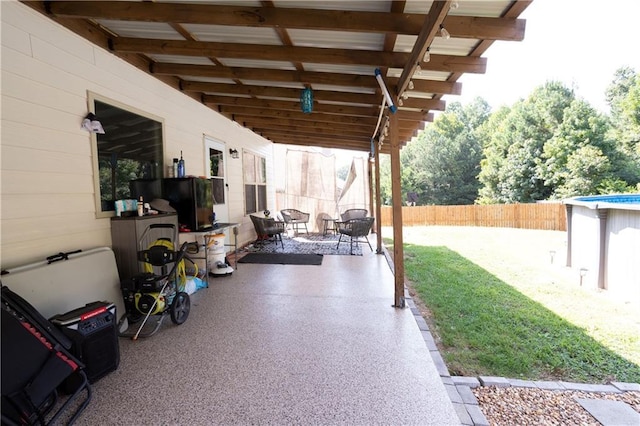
[76,248,461,425]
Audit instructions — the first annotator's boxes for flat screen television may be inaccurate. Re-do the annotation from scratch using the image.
[162,178,214,232]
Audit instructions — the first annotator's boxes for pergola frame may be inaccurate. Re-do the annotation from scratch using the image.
[24,0,531,306]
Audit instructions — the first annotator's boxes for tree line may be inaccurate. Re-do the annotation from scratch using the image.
[379,67,640,205]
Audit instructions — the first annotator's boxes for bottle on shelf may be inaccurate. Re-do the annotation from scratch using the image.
[137,196,144,216]
[177,151,185,178]
[173,158,179,178]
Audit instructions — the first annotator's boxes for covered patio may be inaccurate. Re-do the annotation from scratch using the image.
[73,250,460,425]
[2,2,530,424]
[11,0,531,307]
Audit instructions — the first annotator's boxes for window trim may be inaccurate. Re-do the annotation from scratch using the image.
[88,91,166,218]
[243,150,267,216]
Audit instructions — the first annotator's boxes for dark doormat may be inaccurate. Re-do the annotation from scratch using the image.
[238,253,323,265]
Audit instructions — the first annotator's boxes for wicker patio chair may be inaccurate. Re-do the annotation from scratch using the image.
[250,215,285,249]
[339,208,368,222]
[280,209,310,234]
[336,217,374,255]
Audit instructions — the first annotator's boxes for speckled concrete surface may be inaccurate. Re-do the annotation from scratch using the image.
[75,251,460,425]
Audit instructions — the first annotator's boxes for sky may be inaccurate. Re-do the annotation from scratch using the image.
[446,0,640,113]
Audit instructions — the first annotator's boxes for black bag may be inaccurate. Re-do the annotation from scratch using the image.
[1,285,92,425]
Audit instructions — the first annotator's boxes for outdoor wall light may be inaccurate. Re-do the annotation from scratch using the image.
[549,250,556,264]
[229,148,239,159]
[81,113,105,134]
[579,268,588,286]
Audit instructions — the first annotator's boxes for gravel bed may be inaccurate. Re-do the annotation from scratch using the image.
[473,386,640,425]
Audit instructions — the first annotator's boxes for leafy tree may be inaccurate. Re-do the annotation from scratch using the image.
[399,98,490,205]
[378,155,392,205]
[383,71,640,207]
[476,106,511,204]
[554,145,612,198]
[478,81,574,203]
[99,157,141,201]
[538,99,614,198]
[606,67,640,188]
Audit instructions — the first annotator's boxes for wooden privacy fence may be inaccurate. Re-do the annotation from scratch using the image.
[380,203,567,231]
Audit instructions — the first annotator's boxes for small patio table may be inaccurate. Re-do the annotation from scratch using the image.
[322,218,338,236]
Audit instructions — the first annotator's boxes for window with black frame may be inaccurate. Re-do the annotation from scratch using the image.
[243,150,267,215]
[209,148,225,205]
[90,94,164,216]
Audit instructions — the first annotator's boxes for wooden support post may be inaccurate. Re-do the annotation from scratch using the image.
[368,153,375,231]
[389,113,405,308]
[374,141,383,254]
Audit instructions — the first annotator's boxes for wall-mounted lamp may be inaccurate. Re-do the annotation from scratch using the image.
[81,113,105,134]
[229,148,239,159]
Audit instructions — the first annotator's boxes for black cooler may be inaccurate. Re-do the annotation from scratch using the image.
[50,301,120,383]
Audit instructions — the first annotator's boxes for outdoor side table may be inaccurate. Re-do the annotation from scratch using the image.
[322,218,338,236]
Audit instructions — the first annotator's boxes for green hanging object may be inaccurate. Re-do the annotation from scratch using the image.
[300,87,313,114]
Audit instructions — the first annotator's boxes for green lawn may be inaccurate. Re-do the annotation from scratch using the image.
[382,226,640,383]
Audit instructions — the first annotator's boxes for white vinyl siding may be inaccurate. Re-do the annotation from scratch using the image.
[1,2,274,268]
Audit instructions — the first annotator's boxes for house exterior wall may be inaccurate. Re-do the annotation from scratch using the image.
[1,2,273,270]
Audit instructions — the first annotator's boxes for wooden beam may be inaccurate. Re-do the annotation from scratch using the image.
[233,115,373,131]
[442,15,525,41]
[240,121,372,137]
[152,57,485,89]
[153,63,376,87]
[262,134,371,152]
[184,80,461,105]
[417,55,487,74]
[48,2,525,40]
[400,98,446,111]
[112,38,407,68]
[183,81,380,105]
[397,0,450,97]
[256,129,369,143]
[202,95,380,118]
[220,106,379,126]
[253,124,414,142]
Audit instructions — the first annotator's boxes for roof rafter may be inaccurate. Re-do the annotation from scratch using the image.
[22,0,531,154]
[46,2,525,41]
